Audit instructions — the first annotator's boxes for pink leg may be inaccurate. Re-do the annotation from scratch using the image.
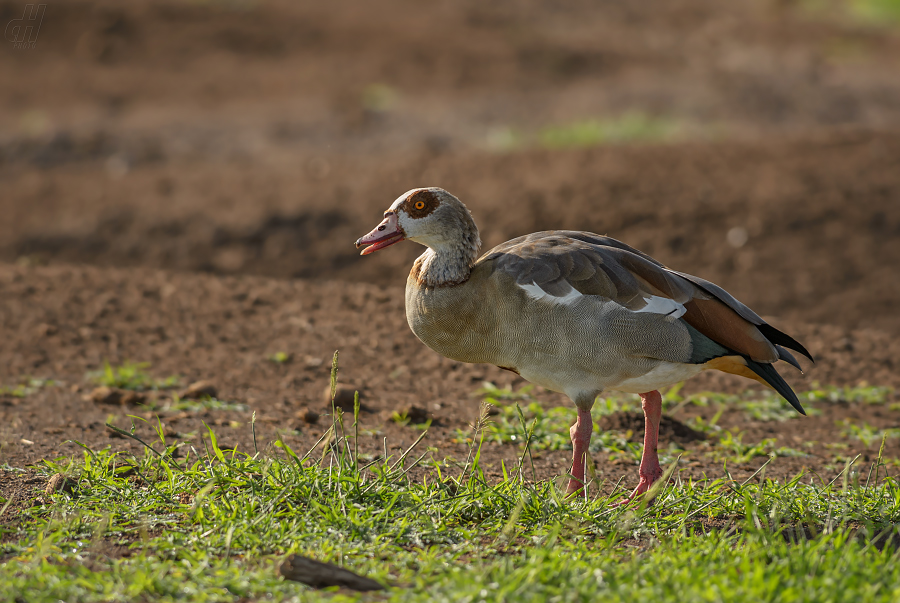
[566,406,593,496]
[620,390,663,503]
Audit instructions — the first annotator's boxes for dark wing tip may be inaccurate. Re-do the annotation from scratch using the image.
[757,324,815,364]
[746,358,806,415]
[775,345,803,372]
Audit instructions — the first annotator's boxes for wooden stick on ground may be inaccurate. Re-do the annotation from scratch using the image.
[279,554,386,591]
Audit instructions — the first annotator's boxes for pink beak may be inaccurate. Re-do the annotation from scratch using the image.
[355,212,405,255]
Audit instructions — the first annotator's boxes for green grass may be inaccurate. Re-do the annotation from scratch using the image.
[88,361,180,391]
[475,381,893,425]
[850,0,900,23]
[149,395,249,414]
[485,112,684,152]
[467,382,893,465]
[0,377,59,398]
[801,0,900,25]
[839,421,900,449]
[711,431,807,464]
[268,352,292,365]
[360,83,398,113]
[4,418,900,602]
[86,361,244,414]
[469,400,637,453]
[464,398,805,467]
[538,113,680,149]
[4,368,899,601]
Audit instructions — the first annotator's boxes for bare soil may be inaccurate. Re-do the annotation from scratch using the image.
[2,0,900,505]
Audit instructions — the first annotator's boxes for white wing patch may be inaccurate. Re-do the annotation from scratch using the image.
[519,283,683,317]
[519,281,584,305]
[633,295,686,318]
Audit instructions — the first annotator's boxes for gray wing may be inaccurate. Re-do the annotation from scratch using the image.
[478,231,782,363]
[480,231,691,308]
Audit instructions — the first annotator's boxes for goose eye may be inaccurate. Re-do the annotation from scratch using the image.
[414,201,425,210]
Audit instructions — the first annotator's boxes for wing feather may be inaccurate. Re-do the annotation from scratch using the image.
[481,231,790,363]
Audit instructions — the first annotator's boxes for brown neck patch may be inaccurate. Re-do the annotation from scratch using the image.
[403,189,441,219]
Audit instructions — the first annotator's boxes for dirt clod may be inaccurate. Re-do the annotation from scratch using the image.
[295,407,320,424]
[394,405,430,424]
[325,385,361,411]
[599,412,705,445]
[180,380,218,399]
[88,386,145,406]
[45,473,75,495]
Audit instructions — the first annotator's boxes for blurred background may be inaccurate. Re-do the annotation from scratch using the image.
[2,0,900,334]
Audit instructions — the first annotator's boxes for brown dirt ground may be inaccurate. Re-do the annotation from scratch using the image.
[2,1,900,511]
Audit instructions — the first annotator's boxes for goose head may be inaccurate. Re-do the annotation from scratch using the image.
[355,188,481,259]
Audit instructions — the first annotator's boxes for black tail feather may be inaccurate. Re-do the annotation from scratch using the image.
[775,345,802,372]
[757,324,814,364]
[746,358,806,415]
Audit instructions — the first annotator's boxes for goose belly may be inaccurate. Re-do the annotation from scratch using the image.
[608,361,704,394]
[514,357,702,398]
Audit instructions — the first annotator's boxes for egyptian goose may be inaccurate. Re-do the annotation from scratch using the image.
[355,188,812,500]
